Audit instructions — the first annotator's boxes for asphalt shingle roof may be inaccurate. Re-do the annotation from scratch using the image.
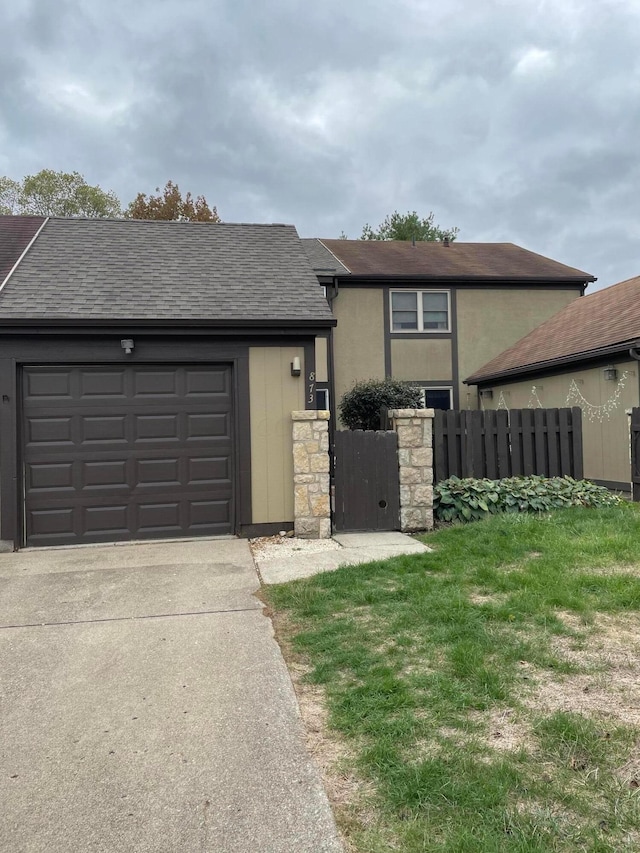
[0,216,45,286]
[0,217,334,323]
[318,239,595,281]
[466,274,640,383]
[301,238,350,275]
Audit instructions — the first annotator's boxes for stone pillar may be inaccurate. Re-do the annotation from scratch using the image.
[388,408,435,532]
[291,411,331,539]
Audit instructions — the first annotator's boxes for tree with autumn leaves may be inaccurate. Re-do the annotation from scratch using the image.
[126,180,220,222]
[0,172,220,222]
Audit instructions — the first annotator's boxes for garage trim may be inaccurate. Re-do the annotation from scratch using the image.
[0,336,255,549]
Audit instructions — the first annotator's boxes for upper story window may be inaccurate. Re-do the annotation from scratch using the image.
[390,290,450,332]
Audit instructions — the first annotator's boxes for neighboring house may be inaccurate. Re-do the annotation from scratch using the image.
[0,216,334,549]
[302,238,595,416]
[465,274,640,490]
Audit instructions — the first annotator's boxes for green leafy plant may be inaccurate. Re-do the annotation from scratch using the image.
[435,475,622,523]
[338,378,423,430]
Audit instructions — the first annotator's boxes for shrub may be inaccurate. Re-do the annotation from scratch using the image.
[434,475,622,524]
[338,378,423,430]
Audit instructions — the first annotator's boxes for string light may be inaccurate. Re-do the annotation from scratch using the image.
[527,386,544,409]
[565,370,628,422]
[497,391,508,410]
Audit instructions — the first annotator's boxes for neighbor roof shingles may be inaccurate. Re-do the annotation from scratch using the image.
[0,218,334,323]
[319,239,595,280]
[466,274,640,383]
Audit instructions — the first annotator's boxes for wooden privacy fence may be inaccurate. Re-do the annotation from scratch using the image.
[434,408,583,483]
[631,408,640,502]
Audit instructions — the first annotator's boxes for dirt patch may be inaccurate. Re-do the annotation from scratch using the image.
[468,590,508,606]
[268,607,377,851]
[523,612,640,726]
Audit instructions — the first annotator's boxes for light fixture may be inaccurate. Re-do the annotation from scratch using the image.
[290,356,301,377]
[121,339,134,355]
[603,365,617,381]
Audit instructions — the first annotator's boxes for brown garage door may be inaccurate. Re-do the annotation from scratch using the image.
[22,365,235,547]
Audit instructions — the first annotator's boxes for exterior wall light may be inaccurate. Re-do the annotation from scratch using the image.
[290,356,301,377]
[603,366,617,381]
[121,339,134,355]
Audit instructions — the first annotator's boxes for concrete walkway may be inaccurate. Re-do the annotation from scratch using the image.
[0,539,343,853]
[256,531,431,584]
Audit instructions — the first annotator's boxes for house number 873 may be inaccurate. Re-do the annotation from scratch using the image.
[307,371,315,404]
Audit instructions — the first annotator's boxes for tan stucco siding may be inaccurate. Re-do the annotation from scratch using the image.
[457,288,581,409]
[249,346,305,524]
[315,335,328,383]
[482,360,639,484]
[332,288,385,407]
[390,339,452,381]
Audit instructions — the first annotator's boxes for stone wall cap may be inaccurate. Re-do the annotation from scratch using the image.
[389,408,435,418]
[292,410,330,421]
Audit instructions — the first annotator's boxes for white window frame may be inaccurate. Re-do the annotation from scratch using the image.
[390,289,451,333]
[419,386,453,410]
[315,388,330,411]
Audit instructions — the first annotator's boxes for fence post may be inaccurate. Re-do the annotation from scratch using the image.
[388,408,435,532]
[291,410,331,539]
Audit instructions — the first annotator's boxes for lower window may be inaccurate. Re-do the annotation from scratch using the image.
[316,388,330,410]
[420,387,452,410]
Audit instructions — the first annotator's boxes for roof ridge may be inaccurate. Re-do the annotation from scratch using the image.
[45,217,295,227]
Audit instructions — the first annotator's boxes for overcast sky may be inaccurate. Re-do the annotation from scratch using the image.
[1,0,639,291]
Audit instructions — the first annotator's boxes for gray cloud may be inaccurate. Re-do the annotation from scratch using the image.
[1,0,639,288]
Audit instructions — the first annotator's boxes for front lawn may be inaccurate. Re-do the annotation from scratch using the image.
[264,505,640,852]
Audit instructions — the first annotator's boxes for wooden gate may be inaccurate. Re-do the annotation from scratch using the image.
[632,408,640,501]
[333,430,400,532]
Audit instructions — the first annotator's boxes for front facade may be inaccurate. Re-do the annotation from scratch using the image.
[302,239,595,419]
[0,217,334,549]
[466,274,640,490]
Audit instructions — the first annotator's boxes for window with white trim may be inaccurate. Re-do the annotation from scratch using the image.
[315,388,330,411]
[390,290,450,332]
[420,387,452,411]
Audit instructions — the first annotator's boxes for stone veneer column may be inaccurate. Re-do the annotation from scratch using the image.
[291,411,331,539]
[388,408,435,532]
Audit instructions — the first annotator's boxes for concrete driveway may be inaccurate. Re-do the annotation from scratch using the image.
[0,538,342,853]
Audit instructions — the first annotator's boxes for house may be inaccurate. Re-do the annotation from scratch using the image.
[0,216,335,549]
[302,238,595,416]
[465,275,640,491]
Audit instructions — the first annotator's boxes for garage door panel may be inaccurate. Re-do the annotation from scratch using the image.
[191,500,231,528]
[24,371,73,400]
[134,370,179,397]
[28,507,75,539]
[134,414,180,441]
[84,505,130,534]
[137,501,181,533]
[80,370,127,398]
[26,417,74,446]
[136,458,181,486]
[27,462,75,492]
[188,456,230,484]
[81,416,128,444]
[185,368,229,396]
[22,365,235,546]
[83,460,129,489]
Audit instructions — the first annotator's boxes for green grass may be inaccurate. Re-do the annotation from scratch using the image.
[264,505,640,852]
